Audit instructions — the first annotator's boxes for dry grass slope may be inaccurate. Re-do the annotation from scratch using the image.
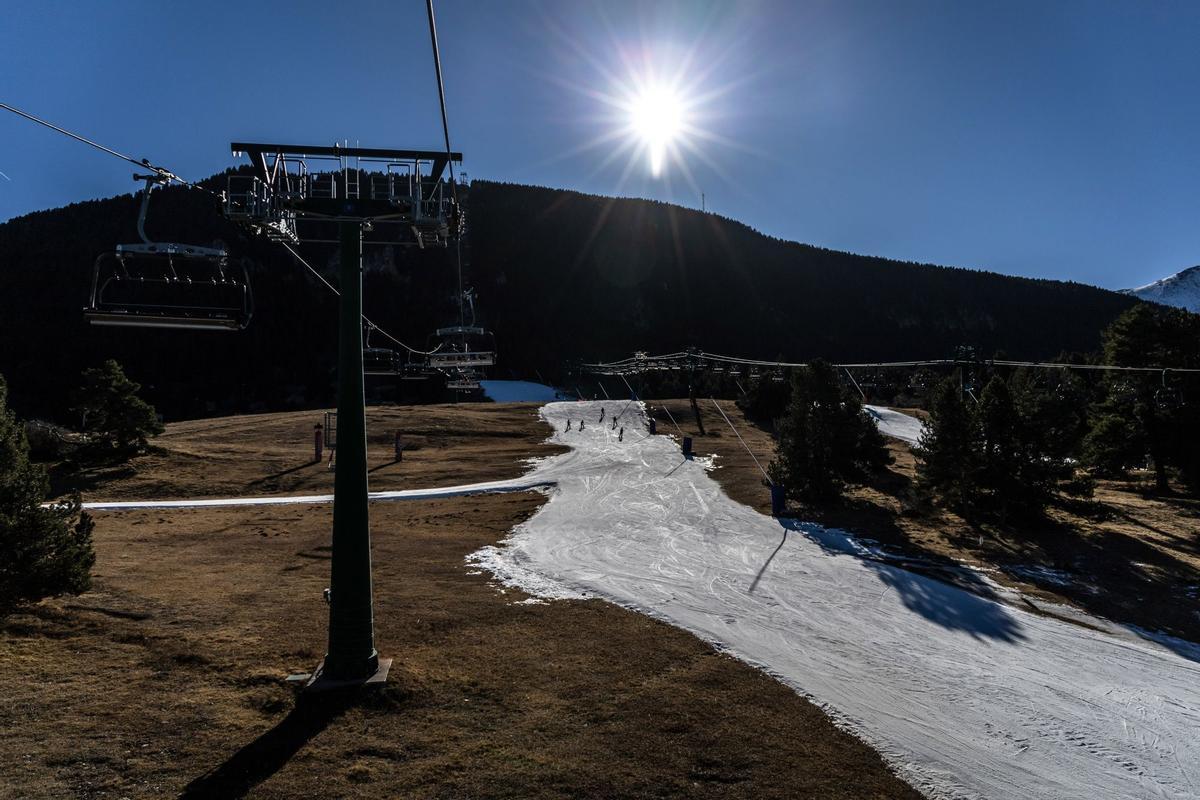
[2,402,921,799]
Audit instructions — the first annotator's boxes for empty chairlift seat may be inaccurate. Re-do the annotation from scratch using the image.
[84,243,252,331]
[445,368,482,391]
[86,174,254,331]
[427,326,496,368]
[363,347,402,375]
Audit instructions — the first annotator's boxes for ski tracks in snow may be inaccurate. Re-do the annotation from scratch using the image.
[471,400,1200,800]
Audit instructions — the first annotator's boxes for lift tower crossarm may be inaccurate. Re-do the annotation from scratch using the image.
[230,142,462,184]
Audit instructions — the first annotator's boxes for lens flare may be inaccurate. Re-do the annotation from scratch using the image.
[628,84,685,176]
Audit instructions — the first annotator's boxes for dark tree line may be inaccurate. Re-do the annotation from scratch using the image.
[1083,305,1200,494]
[742,304,1199,517]
[916,304,1200,516]
[0,178,1138,424]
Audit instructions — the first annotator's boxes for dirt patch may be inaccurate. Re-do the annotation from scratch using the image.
[648,398,1200,645]
[3,402,919,799]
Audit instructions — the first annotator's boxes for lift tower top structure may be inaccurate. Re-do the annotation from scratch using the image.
[225,142,462,247]
[224,141,461,689]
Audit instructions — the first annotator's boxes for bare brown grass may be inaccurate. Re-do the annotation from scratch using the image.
[2,402,920,799]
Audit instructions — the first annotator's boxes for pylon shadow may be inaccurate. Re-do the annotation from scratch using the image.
[178,690,355,799]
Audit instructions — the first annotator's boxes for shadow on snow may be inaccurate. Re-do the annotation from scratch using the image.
[774,518,1026,643]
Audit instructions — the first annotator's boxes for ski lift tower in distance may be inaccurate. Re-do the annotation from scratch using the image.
[224,142,462,690]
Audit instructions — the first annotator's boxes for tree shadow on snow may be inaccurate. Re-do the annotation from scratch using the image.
[777,518,1026,643]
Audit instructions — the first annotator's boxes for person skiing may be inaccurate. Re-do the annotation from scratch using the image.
[618,427,624,442]
[565,419,572,431]
[599,408,605,423]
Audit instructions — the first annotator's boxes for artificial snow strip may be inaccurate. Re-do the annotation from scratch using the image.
[471,401,1200,800]
[79,476,556,510]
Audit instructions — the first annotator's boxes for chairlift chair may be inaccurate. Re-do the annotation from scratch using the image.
[363,347,402,375]
[86,175,253,331]
[445,367,482,391]
[1155,370,1183,411]
[426,325,496,369]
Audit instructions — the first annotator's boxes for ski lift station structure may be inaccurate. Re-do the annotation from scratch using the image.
[84,173,253,331]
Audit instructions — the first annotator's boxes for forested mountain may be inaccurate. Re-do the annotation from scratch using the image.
[0,177,1138,422]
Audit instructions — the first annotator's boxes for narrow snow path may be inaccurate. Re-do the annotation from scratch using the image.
[866,404,926,445]
[472,401,1200,800]
[79,476,555,510]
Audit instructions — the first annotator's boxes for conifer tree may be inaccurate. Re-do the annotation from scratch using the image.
[736,375,792,424]
[769,359,890,502]
[976,376,1023,516]
[74,359,163,458]
[914,374,981,514]
[0,374,95,613]
[1084,305,1200,494]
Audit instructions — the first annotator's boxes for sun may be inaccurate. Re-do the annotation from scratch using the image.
[545,31,738,194]
[627,84,686,177]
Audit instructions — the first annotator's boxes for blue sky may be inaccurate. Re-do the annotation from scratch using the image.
[2,0,1198,290]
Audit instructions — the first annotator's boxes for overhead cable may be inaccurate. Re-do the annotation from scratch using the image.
[279,242,442,356]
[0,102,219,197]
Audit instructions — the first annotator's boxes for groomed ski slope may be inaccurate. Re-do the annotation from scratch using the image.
[866,404,926,445]
[472,401,1200,800]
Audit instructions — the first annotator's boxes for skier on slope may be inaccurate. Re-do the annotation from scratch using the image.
[599,407,605,423]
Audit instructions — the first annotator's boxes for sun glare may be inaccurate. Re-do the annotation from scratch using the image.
[628,85,685,177]
[547,28,738,193]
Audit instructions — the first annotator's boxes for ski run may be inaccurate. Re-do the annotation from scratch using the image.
[471,400,1200,800]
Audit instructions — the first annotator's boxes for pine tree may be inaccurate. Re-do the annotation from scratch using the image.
[914,374,981,514]
[1083,379,1146,477]
[74,359,164,458]
[976,376,1023,516]
[1084,305,1200,493]
[768,359,891,502]
[736,375,792,424]
[0,374,95,613]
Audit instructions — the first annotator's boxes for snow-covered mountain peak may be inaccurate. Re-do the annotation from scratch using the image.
[1121,265,1200,312]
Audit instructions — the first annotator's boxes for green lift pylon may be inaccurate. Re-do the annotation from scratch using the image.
[319,220,385,686]
[222,142,461,691]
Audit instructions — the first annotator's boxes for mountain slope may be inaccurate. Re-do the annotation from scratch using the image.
[0,178,1139,421]
[469,182,1137,369]
[1121,266,1200,312]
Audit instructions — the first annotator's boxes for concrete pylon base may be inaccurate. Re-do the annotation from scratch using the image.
[301,657,392,693]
